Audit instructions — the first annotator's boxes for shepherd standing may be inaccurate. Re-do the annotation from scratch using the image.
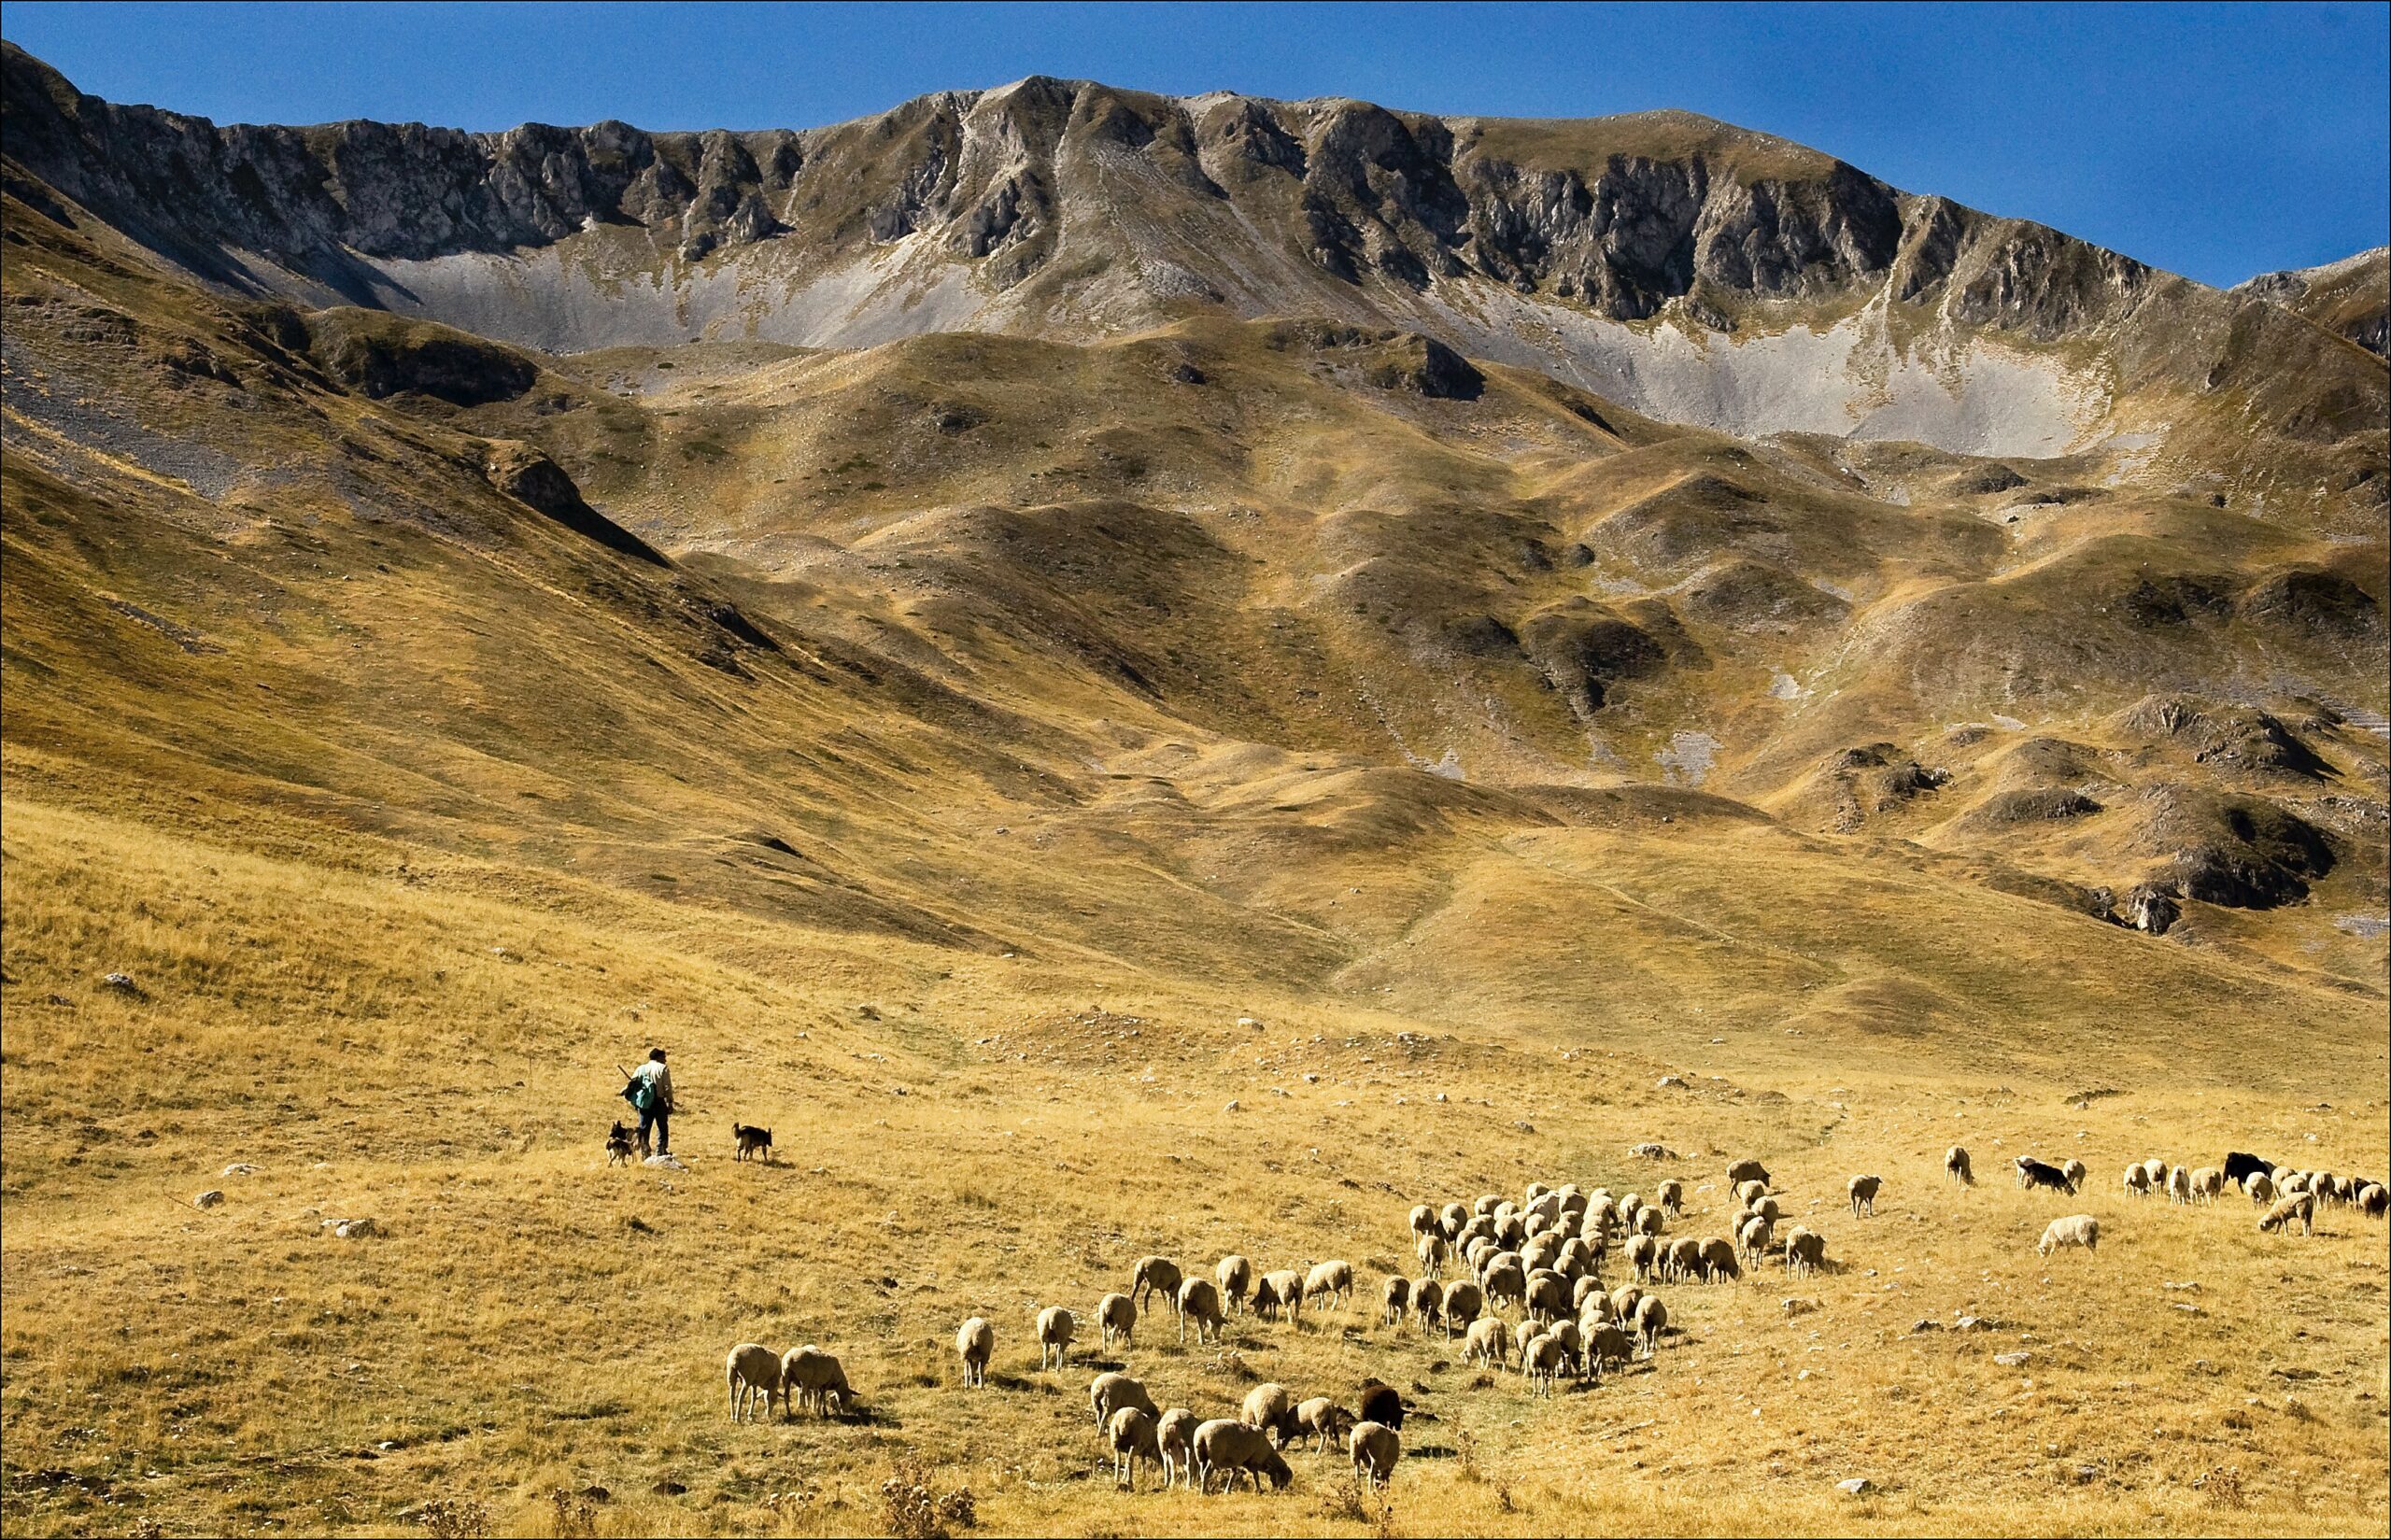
[623,1048,675,1156]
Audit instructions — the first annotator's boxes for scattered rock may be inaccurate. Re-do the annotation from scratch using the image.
[192,1190,225,1209]
[1836,1477,1874,1496]
[1224,1100,1240,1111]
[1994,1350,2032,1367]
[1657,1075,1690,1090]
[220,1162,262,1177]
[101,972,143,996]
[333,1218,377,1238]
[643,1153,687,1171]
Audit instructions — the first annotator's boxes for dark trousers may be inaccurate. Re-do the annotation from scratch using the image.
[639,1106,670,1155]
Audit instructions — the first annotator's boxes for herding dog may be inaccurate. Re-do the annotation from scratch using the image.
[606,1122,636,1166]
[732,1123,774,1163]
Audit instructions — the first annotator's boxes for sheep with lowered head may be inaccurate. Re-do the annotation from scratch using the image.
[1945,1145,1974,1186]
[1106,1406,1161,1491]
[2037,1214,2100,1256]
[725,1342,784,1423]
[1036,1306,1077,1370]
[1216,1254,1253,1314]
[2242,1170,2276,1205]
[1295,1395,1357,1453]
[1240,1382,1300,1445]
[1350,1420,1401,1491]
[1092,1370,1160,1428]
[954,1317,994,1389]
[1178,1277,1226,1344]
[780,1345,851,1418]
[1193,1418,1292,1493]
[1411,1277,1445,1335]
[1304,1259,1355,1312]
[1157,1407,1199,1490]
[2123,1164,2152,1198]
[1130,1255,1182,1313]
[1633,1293,1669,1358]
[1096,1292,1138,1350]
[2257,1192,2316,1236]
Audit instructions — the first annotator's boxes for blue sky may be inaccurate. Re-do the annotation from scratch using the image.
[5,2,2385,287]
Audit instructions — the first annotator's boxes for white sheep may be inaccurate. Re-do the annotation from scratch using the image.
[2036,1214,2100,1256]
[1304,1259,1354,1312]
[1633,1293,1668,1358]
[1178,1277,1226,1344]
[1130,1255,1182,1314]
[2166,1165,2192,1204]
[1585,1321,1634,1381]
[2257,1192,2316,1236]
[1463,1316,1508,1369]
[1380,1275,1411,1326]
[2123,1164,2152,1198]
[2190,1166,2224,1203]
[2242,1170,2276,1205]
[1157,1406,1199,1489]
[2060,1158,2087,1190]
[725,1342,783,1422]
[1415,1229,1449,1278]
[1349,1420,1401,1491]
[955,1317,993,1389]
[1258,1268,1304,1322]
[1091,1370,1158,1428]
[1656,1179,1685,1215]
[1215,1253,1253,1313]
[1521,1331,1566,1395]
[1411,1277,1445,1335]
[1295,1396,1357,1453]
[1784,1227,1826,1278]
[1194,1418,1292,1492]
[1036,1305,1077,1370]
[1847,1175,1882,1216]
[1096,1292,1138,1350]
[780,1345,850,1417]
[1945,1146,1974,1186]
[1107,1406,1160,1491]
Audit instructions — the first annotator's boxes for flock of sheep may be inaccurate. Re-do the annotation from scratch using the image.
[719,1156,1868,1494]
[718,1143,2384,1495]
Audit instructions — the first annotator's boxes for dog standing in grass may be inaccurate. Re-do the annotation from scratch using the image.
[605,1122,635,1166]
[733,1123,773,1163]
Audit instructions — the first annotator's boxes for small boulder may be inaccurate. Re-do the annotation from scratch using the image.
[333,1218,377,1238]
[192,1190,225,1209]
[220,1163,261,1177]
[1837,1477,1874,1496]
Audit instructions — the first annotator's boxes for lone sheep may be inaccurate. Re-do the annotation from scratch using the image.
[1946,1146,1974,1186]
[955,1317,993,1389]
[2037,1214,2101,1256]
[1847,1175,1883,1216]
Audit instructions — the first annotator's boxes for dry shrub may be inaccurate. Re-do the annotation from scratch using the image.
[881,1460,976,1540]
[419,1498,491,1540]
[2194,1466,2247,1510]
[1317,1476,1370,1524]
[548,1487,600,1539]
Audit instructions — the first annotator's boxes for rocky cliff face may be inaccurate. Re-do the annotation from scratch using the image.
[4,43,2380,469]
[2233,247,2391,359]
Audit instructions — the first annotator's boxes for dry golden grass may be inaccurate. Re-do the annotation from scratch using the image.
[4,787,2384,1538]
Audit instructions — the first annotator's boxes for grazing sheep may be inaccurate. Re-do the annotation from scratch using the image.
[1409,1203,1437,1237]
[1463,1236,1499,1277]
[1259,1269,1304,1321]
[2191,1166,2224,1203]
[1442,1279,1484,1335]
[1521,1233,1562,1275]
[1356,1377,1404,1430]
[2140,1157,2167,1189]
[1295,1396,1358,1453]
[780,1346,850,1418]
[1216,1254,1253,1314]
[1609,1283,1645,1321]
[1572,1273,1609,1313]
[1946,1146,1974,1186]
[1847,1175,1882,1216]
[1193,1418,1293,1493]
[1662,1237,1702,1281]
[1036,1306,1077,1370]
[1179,1277,1226,1344]
[1554,1237,1595,1279]
[1440,1201,1470,1236]
[1240,1382,1299,1445]
[1523,1267,1568,1321]
[1733,1179,1770,1207]
[2123,1164,2153,1198]
[1634,1205,1666,1237]
[1411,1278,1445,1336]
[1739,1213,1776,1259]
[1698,1236,1741,1281]
[1752,1194,1784,1222]
[1727,1158,1772,1187]
[1381,1275,1411,1326]
[2061,1158,2088,1190]
[2356,1183,2387,1220]
[726,1342,784,1423]
[1464,1315,1510,1369]
[1416,1230,1449,1278]
[2016,1157,2075,1194]
[1625,1234,1660,1282]
[1521,1331,1567,1395]
[2278,1171,2311,1197]
[1656,1179,1685,1215]
[1096,1292,1138,1350]
[1107,1406,1160,1491]
[2243,1170,2276,1205]
[955,1318,994,1389]
[1091,1371,1159,1428]
[1482,1257,1528,1314]
[1157,1407,1199,1490]
[1305,1259,1355,1312]
[1131,1256,1183,1314]
[2036,1214,2101,1256]
[1579,1287,1617,1325]
[1473,1193,1502,1217]
[1586,1321,1634,1380]
[1350,1420,1401,1491]
[2257,1192,2316,1236]
[1633,1293,1668,1358]
[2166,1165,2192,1205]
[1784,1228,1827,1278]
